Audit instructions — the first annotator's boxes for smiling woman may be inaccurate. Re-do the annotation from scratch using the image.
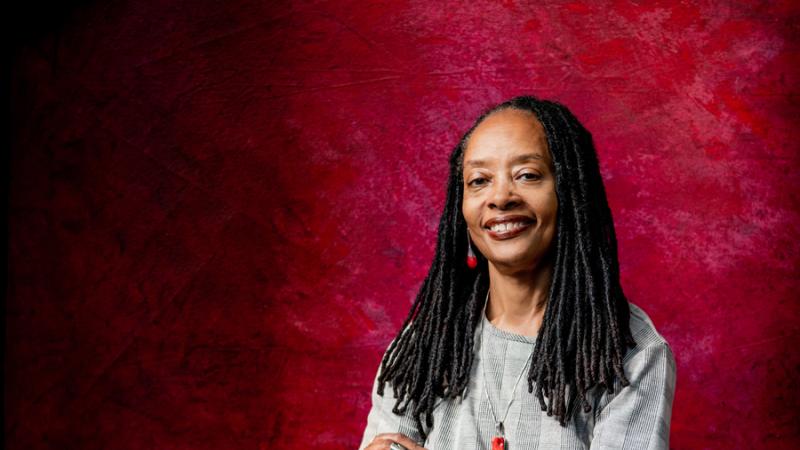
[462,109,559,323]
[360,96,676,450]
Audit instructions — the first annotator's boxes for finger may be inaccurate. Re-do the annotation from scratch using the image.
[364,437,395,450]
[374,433,426,450]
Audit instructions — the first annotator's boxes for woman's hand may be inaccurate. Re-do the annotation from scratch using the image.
[364,432,427,450]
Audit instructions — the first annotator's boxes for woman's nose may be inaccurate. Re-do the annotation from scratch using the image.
[488,175,519,210]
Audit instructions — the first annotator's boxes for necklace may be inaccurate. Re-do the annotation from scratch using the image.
[479,291,534,450]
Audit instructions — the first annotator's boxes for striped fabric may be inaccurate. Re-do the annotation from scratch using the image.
[359,302,676,450]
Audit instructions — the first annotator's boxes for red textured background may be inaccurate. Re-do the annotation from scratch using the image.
[8,1,799,449]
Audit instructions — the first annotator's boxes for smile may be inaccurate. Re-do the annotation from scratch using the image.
[488,221,528,232]
[484,221,533,240]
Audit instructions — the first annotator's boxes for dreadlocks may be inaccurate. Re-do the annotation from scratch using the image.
[376,95,636,440]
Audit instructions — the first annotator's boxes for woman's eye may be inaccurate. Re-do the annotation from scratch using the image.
[520,173,542,181]
[468,177,487,187]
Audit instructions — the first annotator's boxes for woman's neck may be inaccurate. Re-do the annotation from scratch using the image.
[485,260,553,337]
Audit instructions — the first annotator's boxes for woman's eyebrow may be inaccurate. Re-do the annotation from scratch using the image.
[464,153,543,168]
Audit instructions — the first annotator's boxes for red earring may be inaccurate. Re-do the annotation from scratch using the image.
[466,233,478,269]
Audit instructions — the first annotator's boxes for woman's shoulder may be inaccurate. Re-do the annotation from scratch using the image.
[590,301,676,411]
[624,301,674,363]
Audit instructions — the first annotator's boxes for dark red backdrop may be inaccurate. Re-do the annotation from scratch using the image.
[8,0,799,448]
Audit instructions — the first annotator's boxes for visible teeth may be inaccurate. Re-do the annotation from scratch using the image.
[490,222,528,232]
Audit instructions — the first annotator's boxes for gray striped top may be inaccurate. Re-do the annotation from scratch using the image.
[359,302,676,449]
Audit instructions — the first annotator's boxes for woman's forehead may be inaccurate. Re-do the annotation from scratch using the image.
[463,109,550,164]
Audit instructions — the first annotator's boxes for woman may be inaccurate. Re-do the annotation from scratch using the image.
[359,96,676,450]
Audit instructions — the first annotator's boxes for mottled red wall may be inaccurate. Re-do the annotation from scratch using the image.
[8,0,799,448]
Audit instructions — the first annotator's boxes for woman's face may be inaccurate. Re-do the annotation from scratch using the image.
[461,108,558,273]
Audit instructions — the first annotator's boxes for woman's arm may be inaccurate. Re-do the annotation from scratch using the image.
[359,359,426,450]
[590,341,677,450]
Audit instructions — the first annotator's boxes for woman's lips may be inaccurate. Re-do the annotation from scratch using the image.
[485,222,534,240]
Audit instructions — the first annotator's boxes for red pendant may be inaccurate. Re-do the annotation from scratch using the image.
[492,436,505,450]
[467,254,478,269]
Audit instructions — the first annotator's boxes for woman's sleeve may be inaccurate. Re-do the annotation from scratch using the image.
[589,341,677,450]
[358,358,426,450]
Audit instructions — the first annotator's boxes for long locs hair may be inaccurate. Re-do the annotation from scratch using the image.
[376,96,636,439]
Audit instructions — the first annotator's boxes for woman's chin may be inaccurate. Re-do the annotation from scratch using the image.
[486,253,537,271]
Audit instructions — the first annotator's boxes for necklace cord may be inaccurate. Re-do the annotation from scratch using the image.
[478,291,535,436]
